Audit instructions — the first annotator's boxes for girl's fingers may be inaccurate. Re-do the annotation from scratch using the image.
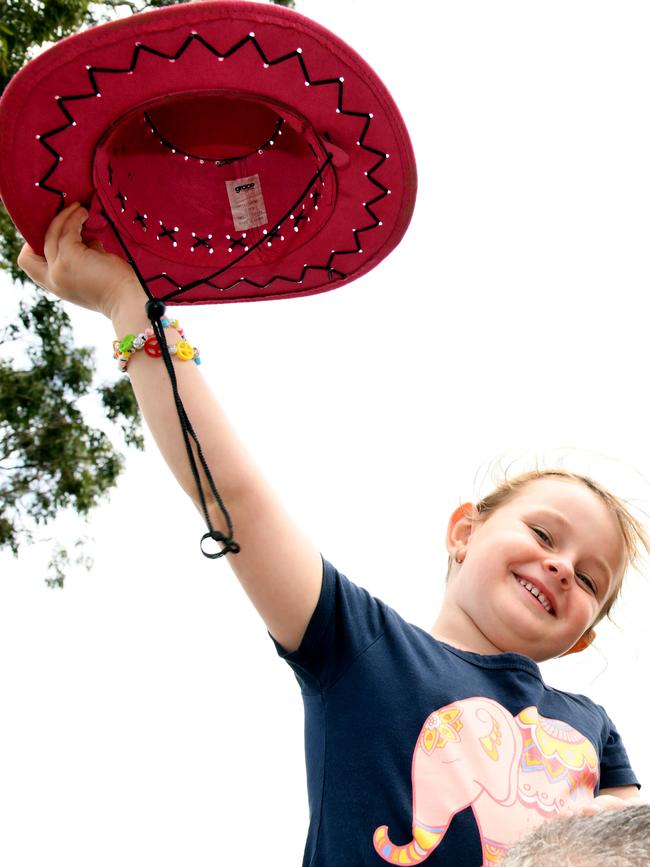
[17,242,49,288]
[59,203,89,257]
[43,201,81,265]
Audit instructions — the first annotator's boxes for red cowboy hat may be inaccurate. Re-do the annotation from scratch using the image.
[0,0,417,306]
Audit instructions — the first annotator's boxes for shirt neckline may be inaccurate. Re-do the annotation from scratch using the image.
[415,627,545,679]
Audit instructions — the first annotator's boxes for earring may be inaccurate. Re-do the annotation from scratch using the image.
[560,628,597,657]
[455,550,465,564]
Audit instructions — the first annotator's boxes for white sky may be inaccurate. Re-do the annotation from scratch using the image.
[2,1,650,864]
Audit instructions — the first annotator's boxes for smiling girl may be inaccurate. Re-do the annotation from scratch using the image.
[17,203,647,867]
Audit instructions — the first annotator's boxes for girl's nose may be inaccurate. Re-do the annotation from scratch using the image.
[543,557,573,587]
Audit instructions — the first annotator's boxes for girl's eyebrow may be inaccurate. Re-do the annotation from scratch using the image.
[529,506,614,585]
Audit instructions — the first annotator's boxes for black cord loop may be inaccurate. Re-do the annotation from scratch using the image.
[200,529,241,559]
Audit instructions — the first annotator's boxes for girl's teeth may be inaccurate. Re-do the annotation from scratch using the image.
[517,578,553,614]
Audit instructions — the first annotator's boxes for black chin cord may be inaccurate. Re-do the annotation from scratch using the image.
[145,298,240,559]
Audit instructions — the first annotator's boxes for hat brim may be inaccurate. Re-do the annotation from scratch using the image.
[0,1,417,304]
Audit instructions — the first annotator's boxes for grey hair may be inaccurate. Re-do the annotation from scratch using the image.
[500,805,650,867]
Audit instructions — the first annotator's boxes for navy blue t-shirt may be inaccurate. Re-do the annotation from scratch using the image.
[271,559,639,867]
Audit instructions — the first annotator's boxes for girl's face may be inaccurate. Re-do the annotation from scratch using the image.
[436,478,626,661]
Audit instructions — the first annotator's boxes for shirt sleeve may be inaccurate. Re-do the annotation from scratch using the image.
[597,708,641,792]
[269,557,387,694]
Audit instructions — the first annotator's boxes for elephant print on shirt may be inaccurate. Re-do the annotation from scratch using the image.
[373,698,598,866]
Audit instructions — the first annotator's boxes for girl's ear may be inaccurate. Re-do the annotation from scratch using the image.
[445,502,478,557]
[560,628,597,656]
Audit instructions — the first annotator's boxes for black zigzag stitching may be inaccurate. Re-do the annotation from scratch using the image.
[35,29,391,294]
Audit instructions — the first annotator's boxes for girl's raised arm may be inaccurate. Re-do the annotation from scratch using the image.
[18,202,323,654]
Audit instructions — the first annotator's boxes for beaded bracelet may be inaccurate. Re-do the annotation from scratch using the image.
[113,317,201,373]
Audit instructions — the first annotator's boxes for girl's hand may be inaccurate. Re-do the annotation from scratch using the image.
[17,202,141,320]
[562,794,640,817]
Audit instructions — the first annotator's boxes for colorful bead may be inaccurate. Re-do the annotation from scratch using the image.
[144,336,162,357]
[118,334,136,353]
[176,340,194,361]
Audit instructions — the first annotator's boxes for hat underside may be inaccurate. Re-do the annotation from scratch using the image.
[93,92,341,298]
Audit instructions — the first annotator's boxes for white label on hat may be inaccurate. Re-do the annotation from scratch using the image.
[225,174,268,232]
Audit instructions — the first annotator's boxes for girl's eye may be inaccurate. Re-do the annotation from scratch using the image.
[532,527,552,545]
[577,574,597,595]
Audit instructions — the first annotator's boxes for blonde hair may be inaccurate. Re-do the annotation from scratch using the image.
[446,468,650,628]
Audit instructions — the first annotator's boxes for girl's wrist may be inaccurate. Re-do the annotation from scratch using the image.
[110,296,150,335]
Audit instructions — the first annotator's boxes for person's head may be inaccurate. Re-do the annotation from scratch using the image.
[499,804,650,866]
[434,469,649,661]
